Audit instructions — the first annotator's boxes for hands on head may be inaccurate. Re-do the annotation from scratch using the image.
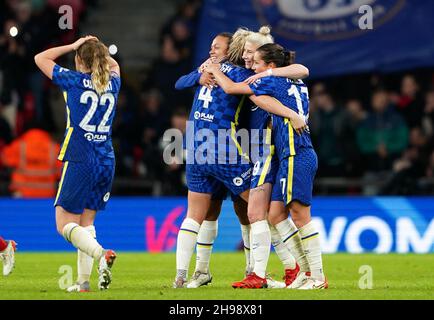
[72,35,99,51]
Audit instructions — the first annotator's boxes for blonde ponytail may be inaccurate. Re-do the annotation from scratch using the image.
[91,49,110,96]
[77,39,110,95]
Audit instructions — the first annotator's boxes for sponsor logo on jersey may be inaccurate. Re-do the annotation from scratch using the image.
[251,105,259,112]
[253,0,404,41]
[84,132,107,142]
[241,167,252,180]
[194,111,214,122]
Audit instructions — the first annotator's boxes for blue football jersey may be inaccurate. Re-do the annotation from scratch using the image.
[187,62,252,164]
[249,98,273,164]
[52,64,121,164]
[249,76,313,160]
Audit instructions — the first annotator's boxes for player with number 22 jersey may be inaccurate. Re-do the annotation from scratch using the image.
[52,63,120,213]
[35,36,120,292]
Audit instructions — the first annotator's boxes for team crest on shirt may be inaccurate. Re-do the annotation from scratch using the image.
[253,0,404,41]
[103,192,110,202]
[233,177,244,186]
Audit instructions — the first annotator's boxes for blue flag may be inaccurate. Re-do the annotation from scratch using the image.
[195,0,434,78]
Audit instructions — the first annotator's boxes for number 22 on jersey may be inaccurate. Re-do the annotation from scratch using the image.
[79,91,115,133]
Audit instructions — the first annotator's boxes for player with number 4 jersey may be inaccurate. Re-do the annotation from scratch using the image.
[35,36,120,292]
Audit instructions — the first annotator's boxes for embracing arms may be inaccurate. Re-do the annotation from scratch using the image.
[205,64,307,134]
[244,64,309,84]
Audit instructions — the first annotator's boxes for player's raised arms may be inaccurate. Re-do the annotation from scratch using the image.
[34,36,120,292]
[35,36,120,80]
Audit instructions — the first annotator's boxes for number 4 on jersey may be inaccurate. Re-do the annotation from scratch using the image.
[198,86,213,108]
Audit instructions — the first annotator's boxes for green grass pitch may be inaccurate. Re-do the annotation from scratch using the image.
[1,252,433,300]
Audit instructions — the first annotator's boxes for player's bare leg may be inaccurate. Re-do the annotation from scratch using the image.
[232,187,270,288]
[56,206,116,290]
[288,201,327,289]
[175,191,211,288]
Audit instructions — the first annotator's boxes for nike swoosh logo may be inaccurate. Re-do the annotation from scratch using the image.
[313,283,327,289]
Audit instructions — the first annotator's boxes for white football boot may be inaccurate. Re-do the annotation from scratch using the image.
[173,277,187,288]
[67,281,90,292]
[297,277,328,290]
[0,240,17,276]
[97,249,116,290]
[265,274,286,289]
[287,271,311,289]
[186,271,212,288]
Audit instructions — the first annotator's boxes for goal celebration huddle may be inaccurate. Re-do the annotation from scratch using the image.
[0,25,325,292]
[173,25,326,290]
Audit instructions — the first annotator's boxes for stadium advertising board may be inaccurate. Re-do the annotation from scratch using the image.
[1,197,432,253]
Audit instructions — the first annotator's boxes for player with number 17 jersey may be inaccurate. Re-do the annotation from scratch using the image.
[52,64,121,213]
[249,76,316,206]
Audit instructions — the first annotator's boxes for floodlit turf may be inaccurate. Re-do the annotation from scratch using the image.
[0,252,433,300]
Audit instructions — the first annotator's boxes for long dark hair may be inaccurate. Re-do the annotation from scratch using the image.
[256,43,295,67]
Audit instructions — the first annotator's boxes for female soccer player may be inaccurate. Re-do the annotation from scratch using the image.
[206,27,309,289]
[174,32,249,288]
[173,28,308,288]
[0,236,16,276]
[206,43,327,289]
[34,36,121,291]
[237,26,310,288]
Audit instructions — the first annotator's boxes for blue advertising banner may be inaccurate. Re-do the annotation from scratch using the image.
[194,0,434,77]
[0,197,433,253]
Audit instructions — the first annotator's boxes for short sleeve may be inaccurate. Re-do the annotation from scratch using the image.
[248,76,276,96]
[52,64,81,91]
[110,72,121,93]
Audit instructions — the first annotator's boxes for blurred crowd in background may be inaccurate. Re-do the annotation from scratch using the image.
[1,0,433,197]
